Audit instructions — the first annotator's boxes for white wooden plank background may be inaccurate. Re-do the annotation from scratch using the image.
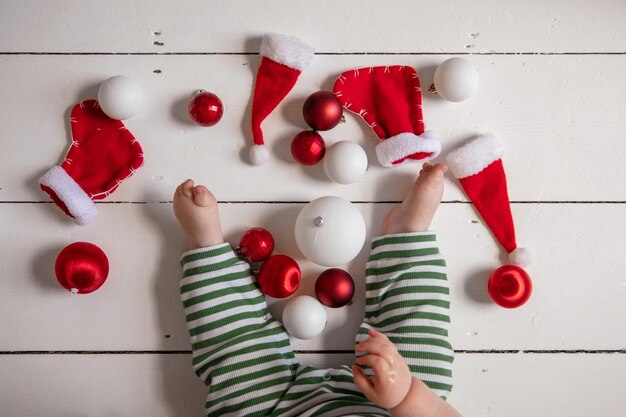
[1,1,625,416]
[1,353,624,417]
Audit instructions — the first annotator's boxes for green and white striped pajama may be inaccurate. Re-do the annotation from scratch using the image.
[179,232,454,416]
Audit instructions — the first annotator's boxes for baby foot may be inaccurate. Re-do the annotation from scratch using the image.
[173,179,224,249]
[382,163,448,234]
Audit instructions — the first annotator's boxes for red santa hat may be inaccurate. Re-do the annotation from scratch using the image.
[332,65,440,167]
[446,133,530,267]
[249,33,315,165]
[39,100,144,225]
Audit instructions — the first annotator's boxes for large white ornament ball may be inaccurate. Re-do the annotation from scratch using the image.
[295,196,366,267]
[323,141,368,184]
[433,57,479,102]
[282,295,327,340]
[97,75,144,120]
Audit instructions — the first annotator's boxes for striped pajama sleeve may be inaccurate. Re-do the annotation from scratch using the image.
[357,232,454,400]
[179,243,297,417]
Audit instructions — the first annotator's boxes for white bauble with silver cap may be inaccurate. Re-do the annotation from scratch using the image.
[295,196,366,267]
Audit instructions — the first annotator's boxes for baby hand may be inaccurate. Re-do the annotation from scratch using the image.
[352,329,413,410]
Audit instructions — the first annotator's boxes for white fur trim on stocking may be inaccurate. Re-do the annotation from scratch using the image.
[260,33,315,72]
[39,166,97,225]
[375,131,441,168]
[446,133,502,179]
[249,144,270,165]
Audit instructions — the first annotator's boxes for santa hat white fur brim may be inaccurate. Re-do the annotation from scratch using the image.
[260,33,315,72]
[446,133,502,179]
[39,166,97,226]
[375,131,441,167]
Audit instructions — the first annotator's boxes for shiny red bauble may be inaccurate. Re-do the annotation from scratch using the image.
[315,268,355,308]
[303,91,343,131]
[239,227,275,262]
[291,131,326,165]
[488,264,532,308]
[257,255,301,298]
[55,242,109,294]
[188,90,224,126]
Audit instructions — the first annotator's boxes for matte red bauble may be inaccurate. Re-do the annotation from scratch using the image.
[488,264,532,308]
[291,131,326,165]
[239,227,275,262]
[303,91,343,131]
[315,268,355,308]
[55,242,109,294]
[257,255,301,298]
[188,90,224,126]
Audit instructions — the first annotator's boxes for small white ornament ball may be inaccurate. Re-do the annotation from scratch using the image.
[323,141,368,184]
[433,57,479,102]
[282,295,327,340]
[97,75,144,120]
[295,196,366,267]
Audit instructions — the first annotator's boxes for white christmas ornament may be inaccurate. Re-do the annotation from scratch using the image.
[433,58,479,102]
[97,75,144,120]
[323,141,368,184]
[282,295,327,340]
[295,196,366,267]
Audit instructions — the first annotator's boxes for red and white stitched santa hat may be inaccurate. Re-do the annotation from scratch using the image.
[39,100,144,225]
[446,133,530,267]
[332,66,440,167]
[249,33,315,165]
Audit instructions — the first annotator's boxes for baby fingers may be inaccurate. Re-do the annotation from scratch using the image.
[356,354,390,376]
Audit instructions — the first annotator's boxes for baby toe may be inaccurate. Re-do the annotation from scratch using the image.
[192,185,217,207]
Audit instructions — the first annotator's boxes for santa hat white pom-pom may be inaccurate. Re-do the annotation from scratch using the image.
[509,247,531,268]
[250,144,270,165]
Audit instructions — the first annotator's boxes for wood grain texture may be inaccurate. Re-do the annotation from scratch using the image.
[1,353,624,417]
[1,0,625,53]
[1,55,626,202]
[2,1,625,416]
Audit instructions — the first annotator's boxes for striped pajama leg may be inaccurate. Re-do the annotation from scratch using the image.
[357,232,454,399]
[179,243,297,417]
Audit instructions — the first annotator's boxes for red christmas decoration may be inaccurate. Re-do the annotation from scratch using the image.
[488,265,532,308]
[291,131,326,165]
[239,228,275,262]
[55,242,109,294]
[315,268,355,308]
[303,91,343,131]
[257,255,301,298]
[188,91,224,127]
[39,100,144,226]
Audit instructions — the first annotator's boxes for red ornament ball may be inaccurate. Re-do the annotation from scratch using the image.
[188,90,224,126]
[315,268,355,308]
[488,264,532,308]
[55,242,109,294]
[291,131,326,165]
[239,227,275,262]
[257,255,301,298]
[303,91,343,131]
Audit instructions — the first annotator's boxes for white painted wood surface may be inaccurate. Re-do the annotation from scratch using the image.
[1,353,625,417]
[1,1,625,416]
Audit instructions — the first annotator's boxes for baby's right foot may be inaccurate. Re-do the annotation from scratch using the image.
[382,163,447,234]
[173,179,224,249]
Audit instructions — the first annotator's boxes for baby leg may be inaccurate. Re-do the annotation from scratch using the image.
[356,164,454,399]
[174,180,296,416]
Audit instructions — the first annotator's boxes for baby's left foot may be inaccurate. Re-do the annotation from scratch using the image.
[382,163,447,234]
[173,179,224,249]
